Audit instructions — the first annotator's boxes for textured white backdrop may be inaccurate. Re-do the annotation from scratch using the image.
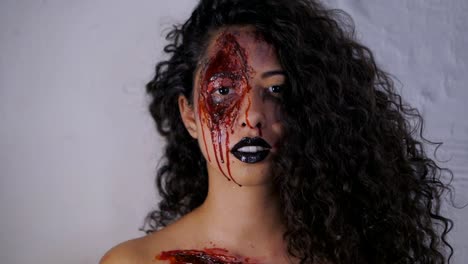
[1,0,466,263]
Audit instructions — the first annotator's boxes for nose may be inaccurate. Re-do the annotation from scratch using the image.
[237,90,266,132]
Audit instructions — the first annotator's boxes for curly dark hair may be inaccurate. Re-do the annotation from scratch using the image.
[143,0,454,263]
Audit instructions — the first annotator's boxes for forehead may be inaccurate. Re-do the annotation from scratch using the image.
[201,26,281,72]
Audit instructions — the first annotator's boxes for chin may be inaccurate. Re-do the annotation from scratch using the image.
[205,151,276,187]
[226,162,274,187]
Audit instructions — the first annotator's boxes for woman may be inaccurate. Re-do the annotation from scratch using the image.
[101,0,453,263]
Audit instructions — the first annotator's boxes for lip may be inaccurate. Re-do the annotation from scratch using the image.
[230,137,272,163]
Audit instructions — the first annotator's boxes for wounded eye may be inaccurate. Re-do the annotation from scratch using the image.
[209,75,235,95]
[215,86,232,95]
[210,85,237,105]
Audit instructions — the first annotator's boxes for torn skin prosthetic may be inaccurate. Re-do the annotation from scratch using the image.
[156,248,259,264]
[197,31,255,186]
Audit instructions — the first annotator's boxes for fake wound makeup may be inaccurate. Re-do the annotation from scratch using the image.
[197,31,252,186]
[155,248,259,264]
[197,29,285,185]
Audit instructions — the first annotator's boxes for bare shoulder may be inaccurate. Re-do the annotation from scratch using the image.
[99,232,172,264]
[99,235,148,264]
[100,212,201,264]
[99,224,192,264]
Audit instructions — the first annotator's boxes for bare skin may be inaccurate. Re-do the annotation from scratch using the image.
[100,26,296,264]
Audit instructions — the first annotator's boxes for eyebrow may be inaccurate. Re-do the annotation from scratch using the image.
[209,72,239,81]
[261,70,286,79]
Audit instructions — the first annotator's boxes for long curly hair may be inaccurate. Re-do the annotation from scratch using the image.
[143,0,454,263]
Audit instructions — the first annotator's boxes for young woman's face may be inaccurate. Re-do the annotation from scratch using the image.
[180,26,285,186]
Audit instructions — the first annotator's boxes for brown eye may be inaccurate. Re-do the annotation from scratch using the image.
[217,86,231,95]
[211,86,236,104]
[267,85,284,95]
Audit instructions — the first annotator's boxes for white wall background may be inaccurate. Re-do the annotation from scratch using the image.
[0,0,466,263]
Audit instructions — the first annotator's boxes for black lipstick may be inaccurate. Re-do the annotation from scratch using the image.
[230,137,272,163]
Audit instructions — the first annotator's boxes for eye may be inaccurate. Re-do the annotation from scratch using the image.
[210,85,237,105]
[267,85,284,96]
[269,85,282,93]
[216,86,232,95]
[209,76,235,96]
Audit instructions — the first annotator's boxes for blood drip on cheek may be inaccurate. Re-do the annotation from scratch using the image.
[197,32,252,186]
[155,248,258,264]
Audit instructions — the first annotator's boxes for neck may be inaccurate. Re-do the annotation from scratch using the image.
[194,170,285,254]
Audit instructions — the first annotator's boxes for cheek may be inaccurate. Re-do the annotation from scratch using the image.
[267,101,285,140]
[195,92,242,185]
[266,99,284,124]
[272,121,285,138]
[206,94,241,126]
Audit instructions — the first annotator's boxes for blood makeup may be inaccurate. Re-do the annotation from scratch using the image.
[197,30,254,186]
[156,248,258,264]
[195,28,284,186]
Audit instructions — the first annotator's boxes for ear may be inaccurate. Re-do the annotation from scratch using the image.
[178,95,198,139]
